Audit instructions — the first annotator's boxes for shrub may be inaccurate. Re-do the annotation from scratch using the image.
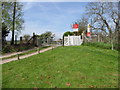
[2,45,16,54]
[2,44,36,54]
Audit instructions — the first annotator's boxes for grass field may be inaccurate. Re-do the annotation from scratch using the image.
[2,46,118,88]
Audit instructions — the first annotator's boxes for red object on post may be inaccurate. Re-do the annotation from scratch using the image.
[72,24,79,29]
[86,32,91,37]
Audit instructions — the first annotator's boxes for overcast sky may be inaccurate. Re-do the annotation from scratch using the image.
[7,2,88,40]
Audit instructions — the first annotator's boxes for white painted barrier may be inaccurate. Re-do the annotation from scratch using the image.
[64,35,83,46]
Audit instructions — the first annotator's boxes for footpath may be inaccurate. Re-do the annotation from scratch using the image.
[0,45,60,64]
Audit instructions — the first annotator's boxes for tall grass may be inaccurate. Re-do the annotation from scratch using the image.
[82,42,118,50]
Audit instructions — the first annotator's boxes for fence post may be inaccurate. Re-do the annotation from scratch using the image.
[62,35,64,47]
[17,53,20,60]
[37,47,40,54]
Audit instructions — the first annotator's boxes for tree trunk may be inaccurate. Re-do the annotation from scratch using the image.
[97,35,100,42]
[112,43,114,50]
[11,2,16,45]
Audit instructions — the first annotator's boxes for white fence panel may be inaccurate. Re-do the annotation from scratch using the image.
[64,35,83,46]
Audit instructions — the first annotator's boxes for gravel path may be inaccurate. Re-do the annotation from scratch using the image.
[1,45,60,64]
[1,47,37,58]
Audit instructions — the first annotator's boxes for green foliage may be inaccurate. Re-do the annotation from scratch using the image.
[39,31,53,38]
[2,2,24,31]
[2,22,10,44]
[2,46,118,88]
[23,34,31,42]
[63,31,74,36]
[39,31,55,43]
[2,2,24,44]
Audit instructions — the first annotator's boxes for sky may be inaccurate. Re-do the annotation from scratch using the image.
[7,2,88,40]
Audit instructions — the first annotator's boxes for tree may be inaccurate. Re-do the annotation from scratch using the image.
[71,17,88,36]
[63,31,74,36]
[39,31,55,43]
[23,34,31,42]
[86,2,119,49]
[11,2,16,45]
[2,22,9,45]
[77,17,88,35]
[2,1,24,45]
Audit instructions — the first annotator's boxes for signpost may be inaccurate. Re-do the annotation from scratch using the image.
[86,24,91,37]
[86,24,92,41]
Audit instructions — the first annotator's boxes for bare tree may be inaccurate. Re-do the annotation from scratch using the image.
[78,17,88,35]
[86,2,119,49]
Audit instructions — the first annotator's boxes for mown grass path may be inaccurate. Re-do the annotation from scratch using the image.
[2,46,118,88]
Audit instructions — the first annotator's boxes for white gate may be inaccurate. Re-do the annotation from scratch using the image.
[64,35,83,46]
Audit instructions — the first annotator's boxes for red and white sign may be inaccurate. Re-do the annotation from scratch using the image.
[72,24,79,32]
[73,24,79,29]
[86,32,91,37]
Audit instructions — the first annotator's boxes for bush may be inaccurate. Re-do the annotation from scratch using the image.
[63,31,74,36]
[2,45,17,54]
[2,44,36,54]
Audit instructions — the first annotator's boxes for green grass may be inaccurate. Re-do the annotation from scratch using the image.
[2,46,118,88]
[2,46,50,60]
